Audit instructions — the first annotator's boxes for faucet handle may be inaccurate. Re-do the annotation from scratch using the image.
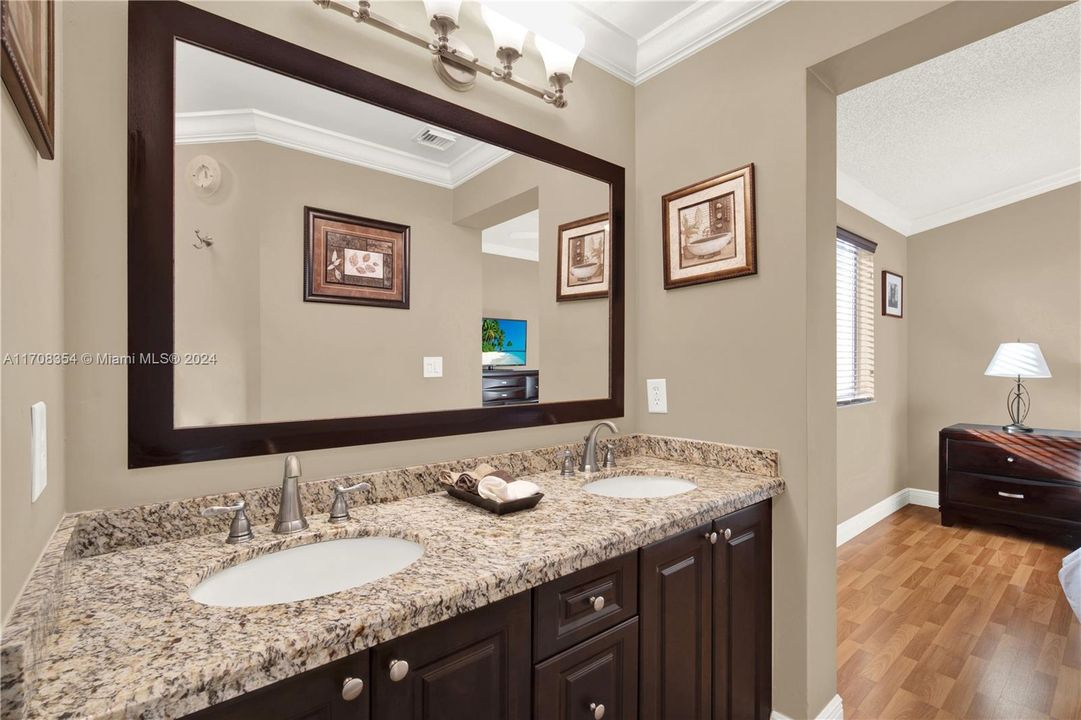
[201,500,255,544]
[603,443,616,469]
[284,454,302,479]
[555,449,575,477]
[329,482,372,524]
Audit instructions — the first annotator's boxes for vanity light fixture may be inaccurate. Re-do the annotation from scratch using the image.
[314,0,583,108]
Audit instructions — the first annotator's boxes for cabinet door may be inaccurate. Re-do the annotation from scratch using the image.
[535,617,639,720]
[372,592,531,720]
[639,522,713,720]
[713,500,772,720]
[182,651,369,720]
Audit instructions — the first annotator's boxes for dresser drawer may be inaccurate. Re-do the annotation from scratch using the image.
[947,438,1081,484]
[483,375,527,390]
[533,551,637,662]
[534,618,638,720]
[948,473,1081,522]
[483,387,526,403]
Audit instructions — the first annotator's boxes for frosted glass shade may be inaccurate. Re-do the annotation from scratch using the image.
[423,0,461,23]
[481,5,528,53]
[984,342,1052,378]
[534,26,585,78]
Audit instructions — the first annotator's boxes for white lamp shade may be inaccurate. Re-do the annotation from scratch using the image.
[534,26,585,78]
[481,5,528,53]
[984,342,1052,378]
[423,0,462,23]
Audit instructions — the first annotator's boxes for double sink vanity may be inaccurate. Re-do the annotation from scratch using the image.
[2,433,783,719]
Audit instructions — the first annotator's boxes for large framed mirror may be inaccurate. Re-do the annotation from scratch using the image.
[128,1,624,467]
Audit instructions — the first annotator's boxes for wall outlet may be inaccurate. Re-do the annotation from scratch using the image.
[423,356,443,378]
[31,401,47,502]
[646,379,668,413]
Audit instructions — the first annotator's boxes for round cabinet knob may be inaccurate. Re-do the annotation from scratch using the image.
[341,677,365,701]
[590,702,606,719]
[723,528,732,540]
[1006,456,1016,463]
[589,595,605,611]
[705,531,718,545]
[388,659,410,682]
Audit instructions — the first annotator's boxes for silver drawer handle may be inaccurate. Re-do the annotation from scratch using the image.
[1006,456,1015,463]
[388,659,409,682]
[997,491,1024,499]
[590,702,606,719]
[589,595,605,611]
[341,677,365,701]
[705,531,718,544]
[723,528,732,540]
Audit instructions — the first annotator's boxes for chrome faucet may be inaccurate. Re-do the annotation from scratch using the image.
[273,455,309,534]
[580,421,618,473]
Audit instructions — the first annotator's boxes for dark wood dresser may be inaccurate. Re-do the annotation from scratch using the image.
[939,423,1081,545]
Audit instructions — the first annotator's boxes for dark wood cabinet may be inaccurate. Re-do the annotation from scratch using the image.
[940,424,1081,544]
[534,617,639,720]
[371,592,532,720]
[182,650,369,720]
[713,501,772,720]
[639,521,713,720]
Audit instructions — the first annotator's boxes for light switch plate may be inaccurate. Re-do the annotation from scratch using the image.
[646,379,668,413]
[423,356,443,378]
[31,401,47,502]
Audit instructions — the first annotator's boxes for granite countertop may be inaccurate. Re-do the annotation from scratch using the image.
[5,436,784,719]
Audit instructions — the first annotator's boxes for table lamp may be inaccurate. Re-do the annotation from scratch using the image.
[984,342,1052,433]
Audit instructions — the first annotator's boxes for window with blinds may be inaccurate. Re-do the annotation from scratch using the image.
[836,228,876,406]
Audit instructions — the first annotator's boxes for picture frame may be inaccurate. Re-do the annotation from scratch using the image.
[662,163,757,289]
[882,270,903,318]
[557,213,610,301]
[1,0,55,159]
[303,206,410,309]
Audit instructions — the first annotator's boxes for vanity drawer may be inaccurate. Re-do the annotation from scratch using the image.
[947,439,1081,484]
[534,618,638,720]
[483,387,526,403]
[948,473,1081,521]
[483,375,527,390]
[533,551,637,662]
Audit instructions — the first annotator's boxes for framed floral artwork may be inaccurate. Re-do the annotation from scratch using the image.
[304,206,410,309]
[557,213,610,301]
[882,270,903,318]
[662,163,757,289]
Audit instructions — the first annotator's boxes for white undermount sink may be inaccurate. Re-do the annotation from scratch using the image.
[581,475,698,499]
[189,537,424,608]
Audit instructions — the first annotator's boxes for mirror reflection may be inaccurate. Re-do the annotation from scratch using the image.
[173,41,610,427]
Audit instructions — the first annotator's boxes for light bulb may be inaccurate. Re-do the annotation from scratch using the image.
[534,26,584,79]
[481,4,528,54]
[422,0,461,23]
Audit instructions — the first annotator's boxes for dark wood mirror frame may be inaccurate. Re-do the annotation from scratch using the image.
[127,1,625,468]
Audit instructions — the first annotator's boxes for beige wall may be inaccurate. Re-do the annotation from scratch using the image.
[907,184,1081,490]
[61,0,635,514]
[836,202,909,523]
[0,3,66,621]
[482,254,540,371]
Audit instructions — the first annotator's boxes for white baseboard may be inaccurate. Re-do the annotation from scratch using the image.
[837,488,940,546]
[772,693,844,720]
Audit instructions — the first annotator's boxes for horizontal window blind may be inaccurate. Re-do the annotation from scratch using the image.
[836,231,875,405]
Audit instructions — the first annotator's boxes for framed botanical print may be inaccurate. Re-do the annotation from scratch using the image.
[662,163,756,289]
[304,206,410,309]
[557,213,610,301]
[882,270,903,318]
[1,0,55,159]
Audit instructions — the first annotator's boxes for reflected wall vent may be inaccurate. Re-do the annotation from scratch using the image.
[413,127,457,151]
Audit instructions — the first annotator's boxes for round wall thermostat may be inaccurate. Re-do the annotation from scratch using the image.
[186,154,222,196]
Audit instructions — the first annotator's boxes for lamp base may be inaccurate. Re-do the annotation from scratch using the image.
[1003,423,1034,434]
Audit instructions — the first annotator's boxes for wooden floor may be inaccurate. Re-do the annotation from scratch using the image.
[837,505,1081,720]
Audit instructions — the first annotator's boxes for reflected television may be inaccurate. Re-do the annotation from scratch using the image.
[482,318,526,367]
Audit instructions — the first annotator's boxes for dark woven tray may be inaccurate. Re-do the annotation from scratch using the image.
[445,485,544,515]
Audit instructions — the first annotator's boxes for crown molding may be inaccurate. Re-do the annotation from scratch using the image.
[175,109,511,189]
[839,167,1081,237]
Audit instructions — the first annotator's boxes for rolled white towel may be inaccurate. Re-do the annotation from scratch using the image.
[476,476,541,503]
[1060,546,1081,622]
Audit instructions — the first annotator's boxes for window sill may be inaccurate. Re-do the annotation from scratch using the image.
[837,398,875,408]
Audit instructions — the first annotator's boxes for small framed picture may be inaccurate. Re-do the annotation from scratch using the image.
[557,213,610,301]
[304,206,409,309]
[1,0,55,159]
[882,270,903,318]
[662,163,756,289]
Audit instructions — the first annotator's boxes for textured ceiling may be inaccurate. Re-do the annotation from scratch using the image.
[837,4,1080,236]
